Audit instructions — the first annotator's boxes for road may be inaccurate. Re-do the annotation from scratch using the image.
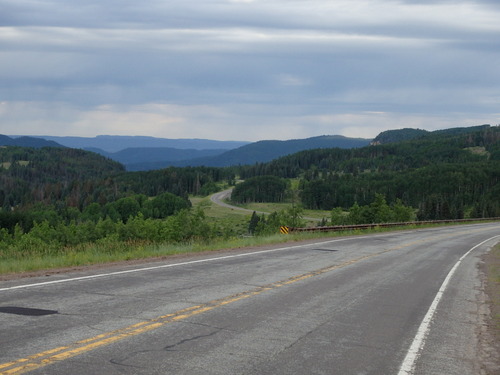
[210,188,268,215]
[210,188,322,221]
[0,223,499,374]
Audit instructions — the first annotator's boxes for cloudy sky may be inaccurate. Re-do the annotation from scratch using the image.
[1,0,499,141]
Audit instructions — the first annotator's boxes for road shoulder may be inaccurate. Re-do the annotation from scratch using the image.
[480,243,500,375]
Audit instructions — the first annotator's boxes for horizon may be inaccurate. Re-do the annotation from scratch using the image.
[1,1,499,141]
[4,123,495,144]
[5,133,374,143]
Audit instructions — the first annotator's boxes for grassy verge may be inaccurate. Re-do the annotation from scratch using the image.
[0,231,350,276]
[485,243,500,337]
[190,196,250,233]
[2,193,497,277]
[5,222,458,276]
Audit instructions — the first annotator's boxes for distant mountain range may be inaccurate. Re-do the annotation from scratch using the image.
[172,135,371,168]
[27,135,250,153]
[90,147,228,171]
[0,134,63,148]
[95,135,371,170]
[3,134,372,171]
[1,125,494,171]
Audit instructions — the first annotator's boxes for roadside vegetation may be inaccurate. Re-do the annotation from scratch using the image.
[485,244,500,334]
[0,125,499,275]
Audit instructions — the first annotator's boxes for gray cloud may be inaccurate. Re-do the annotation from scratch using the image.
[0,0,499,140]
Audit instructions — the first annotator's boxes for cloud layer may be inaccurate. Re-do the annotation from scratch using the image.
[1,0,499,140]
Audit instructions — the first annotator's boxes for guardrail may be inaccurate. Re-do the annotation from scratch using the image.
[286,217,500,233]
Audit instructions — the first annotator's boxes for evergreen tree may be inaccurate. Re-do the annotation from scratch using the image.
[248,211,260,234]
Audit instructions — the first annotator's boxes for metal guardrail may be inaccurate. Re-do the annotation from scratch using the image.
[287,217,500,233]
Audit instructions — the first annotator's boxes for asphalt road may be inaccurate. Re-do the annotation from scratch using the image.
[209,189,322,221]
[1,223,499,375]
[210,188,268,214]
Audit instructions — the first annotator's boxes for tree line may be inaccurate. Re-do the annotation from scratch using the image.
[235,126,500,219]
[0,146,235,211]
[1,125,499,255]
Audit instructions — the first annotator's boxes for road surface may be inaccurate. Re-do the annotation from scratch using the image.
[210,188,268,215]
[0,223,499,374]
[210,188,322,221]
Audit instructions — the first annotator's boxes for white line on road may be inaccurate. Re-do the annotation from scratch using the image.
[397,234,500,375]
[0,237,351,292]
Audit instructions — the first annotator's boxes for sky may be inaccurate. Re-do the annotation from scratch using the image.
[1,0,499,141]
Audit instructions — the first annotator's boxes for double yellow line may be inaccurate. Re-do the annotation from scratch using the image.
[0,249,403,374]
[0,229,489,374]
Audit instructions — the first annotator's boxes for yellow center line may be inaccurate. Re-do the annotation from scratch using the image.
[0,228,491,374]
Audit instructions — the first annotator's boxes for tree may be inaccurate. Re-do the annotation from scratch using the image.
[368,194,393,223]
[145,192,191,219]
[231,176,289,203]
[331,207,347,225]
[392,199,415,222]
[248,211,261,234]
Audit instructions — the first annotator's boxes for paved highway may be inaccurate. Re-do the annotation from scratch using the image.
[0,223,499,374]
[209,188,268,214]
[209,189,322,221]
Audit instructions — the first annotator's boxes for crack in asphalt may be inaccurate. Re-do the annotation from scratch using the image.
[163,328,223,352]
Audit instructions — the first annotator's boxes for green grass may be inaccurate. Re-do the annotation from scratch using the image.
[0,230,350,275]
[2,217,452,276]
[485,244,500,333]
[1,219,494,276]
[2,192,497,277]
[215,200,331,224]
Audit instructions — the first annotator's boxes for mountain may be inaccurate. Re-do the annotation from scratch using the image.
[28,135,249,153]
[174,135,372,167]
[1,124,498,221]
[371,124,492,145]
[92,147,227,171]
[0,135,64,148]
[236,125,500,217]
[6,134,370,170]
[371,128,429,144]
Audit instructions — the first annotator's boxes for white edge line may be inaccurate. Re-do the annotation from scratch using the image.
[0,237,352,292]
[397,234,500,375]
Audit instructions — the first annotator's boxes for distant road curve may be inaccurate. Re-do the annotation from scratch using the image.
[210,188,268,215]
[210,188,322,221]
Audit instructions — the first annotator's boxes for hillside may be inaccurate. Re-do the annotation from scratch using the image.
[0,147,125,209]
[91,147,227,171]
[237,125,500,218]
[29,135,249,153]
[0,135,64,148]
[0,145,233,211]
[371,124,491,145]
[35,134,372,170]
[1,125,498,222]
[176,135,371,167]
[371,128,428,144]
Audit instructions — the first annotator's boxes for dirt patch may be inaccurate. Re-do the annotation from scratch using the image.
[479,243,500,375]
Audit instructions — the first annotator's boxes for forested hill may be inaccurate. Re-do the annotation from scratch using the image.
[371,128,429,144]
[239,125,499,178]
[0,135,64,148]
[91,147,228,171]
[176,135,371,167]
[29,135,249,153]
[0,147,125,209]
[0,145,232,211]
[371,124,491,145]
[238,125,500,218]
[1,125,499,222]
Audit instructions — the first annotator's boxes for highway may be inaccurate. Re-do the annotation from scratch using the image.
[0,223,499,374]
[209,188,322,221]
[209,188,268,215]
